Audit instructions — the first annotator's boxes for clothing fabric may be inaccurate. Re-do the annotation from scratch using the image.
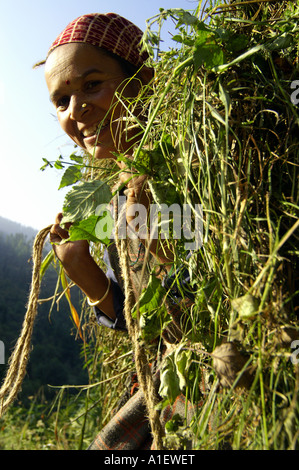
[48,13,149,68]
[88,389,195,450]
[94,279,126,331]
[88,383,152,450]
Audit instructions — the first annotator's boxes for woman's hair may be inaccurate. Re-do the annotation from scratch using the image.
[95,46,142,79]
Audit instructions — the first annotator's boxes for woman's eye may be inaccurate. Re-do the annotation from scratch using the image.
[56,96,70,109]
[85,80,102,91]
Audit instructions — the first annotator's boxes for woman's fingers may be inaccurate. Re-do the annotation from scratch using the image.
[51,223,69,240]
[54,212,72,229]
[50,213,70,243]
[55,212,63,224]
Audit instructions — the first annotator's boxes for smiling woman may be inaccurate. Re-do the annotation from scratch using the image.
[45,43,149,160]
[44,13,152,162]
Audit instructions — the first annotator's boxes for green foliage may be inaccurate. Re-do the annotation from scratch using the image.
[68,214,112,245]
[40,153,84,190]
[173,16,225,70]
[140,1,299,449]
[61,180,112,224]
[132,274,172,342]
[159,346,197,405]
[59,165,83,190]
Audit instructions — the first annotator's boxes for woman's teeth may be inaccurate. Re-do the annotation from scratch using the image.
[82,125,98,137]
[82,121,109,137]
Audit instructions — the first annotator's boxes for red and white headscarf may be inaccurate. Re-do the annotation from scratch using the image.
[48,13,148,68]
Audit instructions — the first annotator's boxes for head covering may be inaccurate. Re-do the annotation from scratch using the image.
[48,13,148,68]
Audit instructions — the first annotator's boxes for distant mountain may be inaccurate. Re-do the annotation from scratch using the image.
[0,216,37,239]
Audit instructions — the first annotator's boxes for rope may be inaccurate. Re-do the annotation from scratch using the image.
[114,232,165,450]
[0,225,52,417]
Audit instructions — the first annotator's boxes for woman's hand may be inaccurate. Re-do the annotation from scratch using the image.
[50,213,90,272]
[50,213,116,319]
[118,161,150,223]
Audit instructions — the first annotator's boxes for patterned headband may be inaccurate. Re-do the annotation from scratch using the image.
[48,13,148,68]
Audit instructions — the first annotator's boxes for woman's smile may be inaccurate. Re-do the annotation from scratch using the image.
[82,119,111,149]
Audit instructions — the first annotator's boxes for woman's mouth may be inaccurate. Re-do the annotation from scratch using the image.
[82,120,110,144]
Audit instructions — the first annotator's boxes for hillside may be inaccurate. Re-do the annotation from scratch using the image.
[0,216,37,240]
[0,220,88,402]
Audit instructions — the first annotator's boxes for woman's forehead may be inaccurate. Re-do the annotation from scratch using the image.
[45,43,121,85]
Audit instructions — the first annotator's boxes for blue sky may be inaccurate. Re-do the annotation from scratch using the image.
[0,0,197,230]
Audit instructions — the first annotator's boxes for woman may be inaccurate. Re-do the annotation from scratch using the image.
[46,13,156,329]
[46,13,192,450]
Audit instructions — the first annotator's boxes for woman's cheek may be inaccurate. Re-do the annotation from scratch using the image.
[57,112,70,135]
[93,86,117,110]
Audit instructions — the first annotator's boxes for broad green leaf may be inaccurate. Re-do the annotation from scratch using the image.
[193,36,224,70]
[134,274,166,313]
[58,165,83,190]
[165,414,184,433]
[159,355,180,404]
[61,180,112,224]
[172,34,194,47]
[193,30,210,47]
[68,214,112,245]
[172,34,184,43]
[159,347,200,404]
[132,274,171,342]
[176,11,203,28]
[94,208,114,244]
[174,348,190,390]
[139,305,172,342]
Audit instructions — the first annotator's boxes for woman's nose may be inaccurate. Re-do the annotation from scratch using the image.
[69,94,89,120]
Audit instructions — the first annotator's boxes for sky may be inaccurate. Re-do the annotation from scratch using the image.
[0,0,197,231]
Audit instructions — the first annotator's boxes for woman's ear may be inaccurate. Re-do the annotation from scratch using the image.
[138,65,154,86]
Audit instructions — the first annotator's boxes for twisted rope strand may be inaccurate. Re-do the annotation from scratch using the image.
[0,225,52,417]
[115,230,165,450]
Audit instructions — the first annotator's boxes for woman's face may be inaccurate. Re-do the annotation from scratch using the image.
[45,43,141,160]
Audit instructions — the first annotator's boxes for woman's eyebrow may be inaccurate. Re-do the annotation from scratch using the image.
[81,67,104,78]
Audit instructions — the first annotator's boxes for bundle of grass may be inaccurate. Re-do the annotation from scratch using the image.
[131,0,299,449]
